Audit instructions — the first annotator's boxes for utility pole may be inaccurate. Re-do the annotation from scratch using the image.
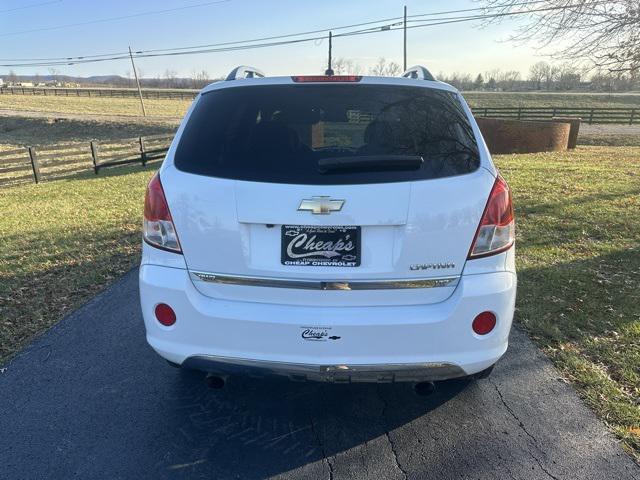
[403,5,407,71]
[129,46,146,117]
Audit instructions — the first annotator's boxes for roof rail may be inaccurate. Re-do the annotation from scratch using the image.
[400,65,436,81]
[225,66,265,81]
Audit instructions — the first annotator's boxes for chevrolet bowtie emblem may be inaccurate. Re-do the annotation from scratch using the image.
[298,196,345,215]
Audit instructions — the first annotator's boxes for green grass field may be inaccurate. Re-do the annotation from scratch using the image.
[464,92,640,109]
[0,167,153,362]
[0,146,638,458]
[499,147,640,458]
[0,94,191,117]
[1,91,639,118]
[0,116,177,147]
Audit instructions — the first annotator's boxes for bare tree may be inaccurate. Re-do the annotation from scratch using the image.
[544,65,560,90]
[589,70,636,92]
[7,70,17,84]
[473,73,485,90]
[47,67,60,85]
[479,68,523,91]
[349,60,363,75]
[528,61,549,90]
[163,69,177,88]
[484,68,502,85]
[190,69,210,88]
[479,0,640,73]
[330,58,347,74]
[137,68,145,83]
[369,58,402,77]
[197,70,209,86]
[385,61,402,77]
[190,69,199,89]
[498,70,522,91]
[369,57,388,76]
[327,58,362,75]
[443,72,474,90]
[556,63,581,90]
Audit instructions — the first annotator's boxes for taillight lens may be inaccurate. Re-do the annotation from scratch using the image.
[143,173,182,253]
[468,175,515,259]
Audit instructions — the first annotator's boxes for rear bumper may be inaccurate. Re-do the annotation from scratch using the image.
[182,355,467,383]
[139,265,516,381]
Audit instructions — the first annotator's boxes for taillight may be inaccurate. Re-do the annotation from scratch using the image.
[468,175,515,259]
[143,173,182,253]
[291,75,362,82]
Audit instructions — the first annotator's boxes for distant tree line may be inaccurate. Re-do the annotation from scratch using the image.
[110,68,219,89]
[2,68,221,90]
[325,57,639,92]
[440,61,638,92]
[3,58,638,92]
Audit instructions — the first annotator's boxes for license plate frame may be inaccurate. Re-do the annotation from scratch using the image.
[281,225,361,267]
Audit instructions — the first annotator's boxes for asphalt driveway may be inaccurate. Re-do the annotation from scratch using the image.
[1,269,638,479]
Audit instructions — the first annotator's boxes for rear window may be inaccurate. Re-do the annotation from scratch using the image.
[174,84,479,185]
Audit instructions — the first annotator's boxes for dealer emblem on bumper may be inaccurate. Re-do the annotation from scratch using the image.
[301,326,341,341]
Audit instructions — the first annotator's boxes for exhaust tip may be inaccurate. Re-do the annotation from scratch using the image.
[205,374,225,389]
[414,381,436,396]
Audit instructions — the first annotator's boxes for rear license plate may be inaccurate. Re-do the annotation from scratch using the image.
[281,225,361,267]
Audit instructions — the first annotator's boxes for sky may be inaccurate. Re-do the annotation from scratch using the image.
[0,0,549,79]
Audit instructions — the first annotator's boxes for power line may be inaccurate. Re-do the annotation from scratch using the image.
[133,16,405,55]
[0,28,396,68]
[0,0,231,38]
[0,1,553,61]
[0,15,405,62]
[0,2,602,69]
[0,1,575,63]
[405,0,550,19]
[0,1,517,61]
[401,2,608,30]
[0,0,61,14]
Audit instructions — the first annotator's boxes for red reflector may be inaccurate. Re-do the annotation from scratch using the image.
[291,75,362,83]
[472,312,496,335]
[155,303,176,326]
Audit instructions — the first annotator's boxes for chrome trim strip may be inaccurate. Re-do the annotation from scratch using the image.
[182,355,467,382]
[190,271,459,290]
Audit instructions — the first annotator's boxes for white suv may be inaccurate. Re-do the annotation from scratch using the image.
[139,66,516,384]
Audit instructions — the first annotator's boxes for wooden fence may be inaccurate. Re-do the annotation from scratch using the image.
[0,87,638,124]
[0,134,173,187]
[0,86,198,100]
[471,106,638,125]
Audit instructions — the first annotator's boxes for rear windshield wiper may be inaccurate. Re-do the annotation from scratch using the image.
[318,155,424,174]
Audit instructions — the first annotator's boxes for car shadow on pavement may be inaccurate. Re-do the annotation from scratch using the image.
[152,368,470,479]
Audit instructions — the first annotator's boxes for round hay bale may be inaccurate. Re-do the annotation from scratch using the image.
[552,117,581,149]
[475,117,570,154]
